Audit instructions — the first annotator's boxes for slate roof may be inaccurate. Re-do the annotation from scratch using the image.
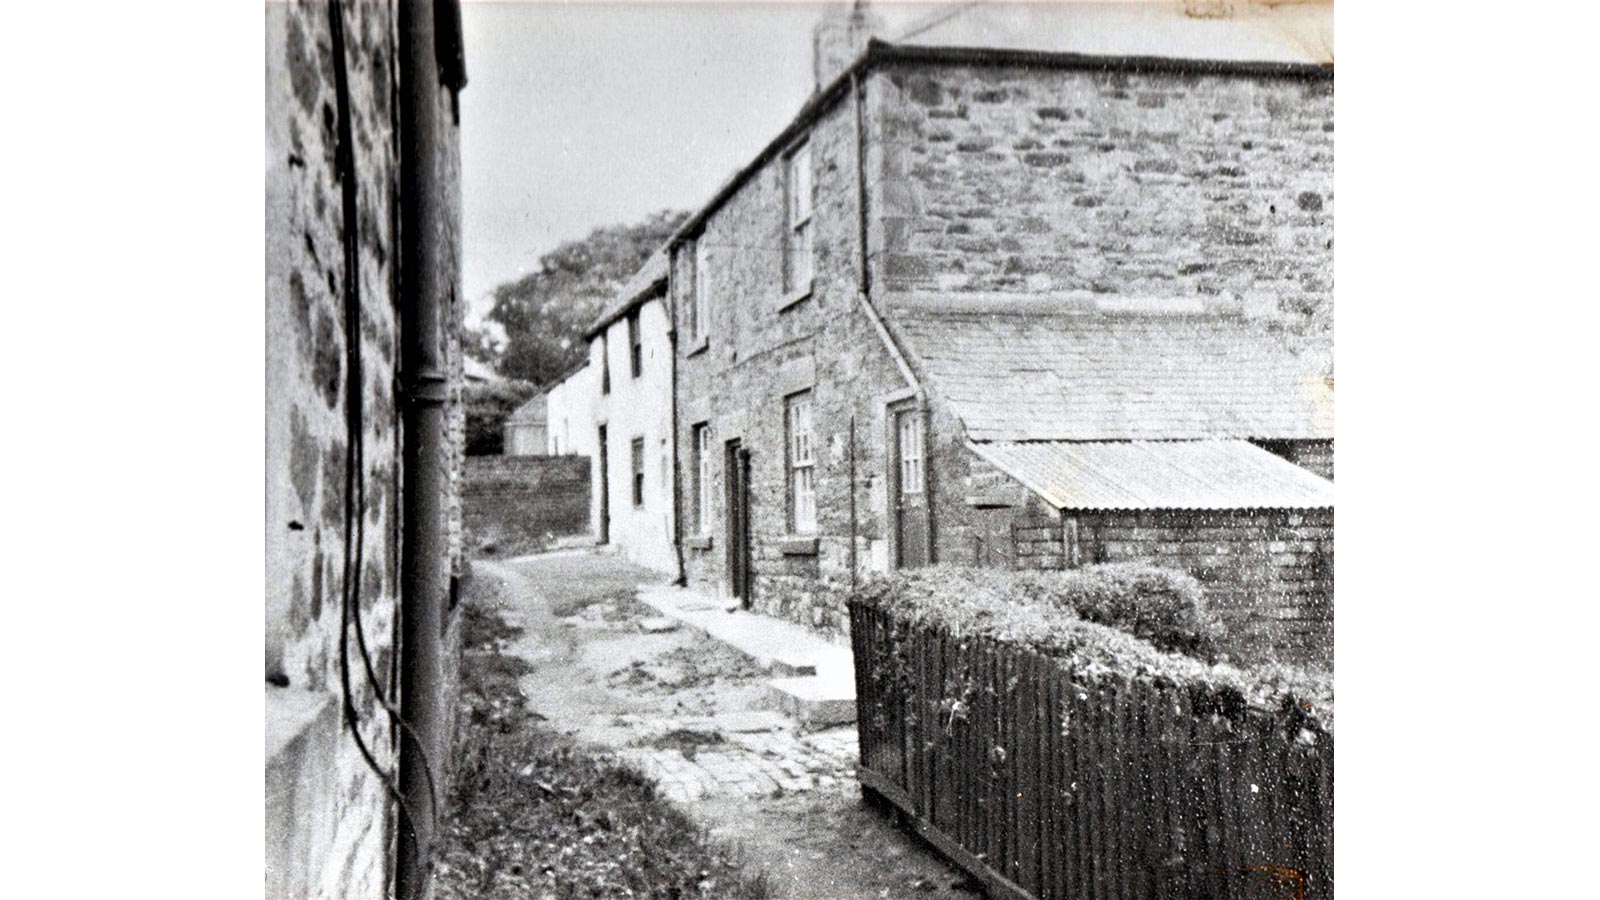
[894,308,1333,442]
[584,251,669,340]
[969,439,1334,511]
[505,393,547,426]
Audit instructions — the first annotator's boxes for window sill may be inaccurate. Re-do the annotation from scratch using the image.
[778,282,814,313]
[685,535,713,551]
[685,336,710,358]
[779,536,819,556]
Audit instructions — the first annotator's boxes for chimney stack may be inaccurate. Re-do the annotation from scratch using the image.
[812,1,883,92]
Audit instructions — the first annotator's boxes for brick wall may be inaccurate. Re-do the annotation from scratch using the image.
[265,2,463,896]
[463,455,590,553]
[867,60,1333,356]
[1073,507,1334,667]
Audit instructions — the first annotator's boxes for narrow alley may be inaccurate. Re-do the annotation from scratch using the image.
[461,550,978,899]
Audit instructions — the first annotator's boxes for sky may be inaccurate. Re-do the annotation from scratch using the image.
[457,1,931,323]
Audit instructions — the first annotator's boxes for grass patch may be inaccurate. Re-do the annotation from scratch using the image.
[438,589,770,900]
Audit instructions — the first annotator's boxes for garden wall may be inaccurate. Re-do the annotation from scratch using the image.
[463,455,590,554]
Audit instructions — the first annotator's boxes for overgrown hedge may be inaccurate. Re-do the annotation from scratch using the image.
[849,564,1332,730]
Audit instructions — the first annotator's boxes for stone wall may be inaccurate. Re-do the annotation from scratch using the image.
[671,91,909,638]
[866,60,1333,354]
[265,2,463,897]
[463,455,590,554]
[1073,507,1334,667]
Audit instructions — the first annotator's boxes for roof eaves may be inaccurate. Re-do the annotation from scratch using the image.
[582,274,668,341]
[665,39,1331,254]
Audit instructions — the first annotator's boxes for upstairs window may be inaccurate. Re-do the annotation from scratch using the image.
[600,333,611,395]
[785,141,814,295]
[628,308,643,378]
[786,391,816,533]
[690,239,710,343]
[631,437,645,507]
[692,422,712,534]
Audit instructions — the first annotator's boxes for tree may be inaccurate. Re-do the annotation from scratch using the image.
[483,209,688,385]
[464,379,539,456]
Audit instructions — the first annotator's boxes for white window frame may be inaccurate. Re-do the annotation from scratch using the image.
[785,141,814,295]
[787,392,816,534]
[694,423,712,534]
[692,239,710,342]
[898,412,924,496]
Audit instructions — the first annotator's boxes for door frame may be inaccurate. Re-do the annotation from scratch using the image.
[723,438,753,606]
[596,424,610,545]
[887,399,934,569]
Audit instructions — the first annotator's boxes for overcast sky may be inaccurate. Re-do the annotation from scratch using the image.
[458,1,931,321]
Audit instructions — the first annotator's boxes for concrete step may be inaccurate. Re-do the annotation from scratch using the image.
[635,585,854,678]
[767,673,857,727]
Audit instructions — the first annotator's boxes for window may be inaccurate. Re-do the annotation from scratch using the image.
[631,437,645,507]
[692,423,712,534]
[786,392,816,533]
[600,333,611,394]
[898,412,924,495]
[628,309,642,378]
[785,141,814,295]
[690,239,709,342]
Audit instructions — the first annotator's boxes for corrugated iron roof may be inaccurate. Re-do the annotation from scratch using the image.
[969,439,1334,510]
[504,392,548,425]
[895,308,1333,441]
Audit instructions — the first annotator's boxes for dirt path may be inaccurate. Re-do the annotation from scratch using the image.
[473,551,978,900]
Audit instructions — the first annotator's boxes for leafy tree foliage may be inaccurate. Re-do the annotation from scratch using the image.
[483,209,688,385]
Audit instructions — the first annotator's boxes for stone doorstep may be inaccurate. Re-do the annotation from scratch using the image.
[634,585,854,679]
[767,673,857,728]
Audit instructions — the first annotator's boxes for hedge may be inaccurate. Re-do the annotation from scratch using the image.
[848,565,1332,731]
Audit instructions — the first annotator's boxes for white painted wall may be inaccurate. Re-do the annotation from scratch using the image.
[545,293,677,575]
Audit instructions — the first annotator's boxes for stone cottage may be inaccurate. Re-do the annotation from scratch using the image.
[265,0,468,896]
[544,252,680,575]
[667,2,1335,664]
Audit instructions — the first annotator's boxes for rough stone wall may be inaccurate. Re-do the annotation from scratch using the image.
[672,94,909,639]
[1074,507,1334,667]
[265,2,463,897]
[463,455,590,552]
[866,61,1333,354]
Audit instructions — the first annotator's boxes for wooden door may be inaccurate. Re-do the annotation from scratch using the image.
[596,425,610,544]
[892,405,929,568]
[724,440,753,605]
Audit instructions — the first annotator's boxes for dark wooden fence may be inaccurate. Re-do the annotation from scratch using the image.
[849,602,1333,900]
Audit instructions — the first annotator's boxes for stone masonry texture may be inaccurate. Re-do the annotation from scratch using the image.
[1074,507,1334,667]
[673,93,909,639]
[463,455,590,550]
[673,57,1333,657]
[265,2,464,897]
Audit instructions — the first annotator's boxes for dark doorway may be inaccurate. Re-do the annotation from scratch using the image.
[596,424,610,544]
[891,404,929,568]
[724,439,753,606]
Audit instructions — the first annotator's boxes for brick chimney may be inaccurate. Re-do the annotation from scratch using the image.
[812,1,882,91]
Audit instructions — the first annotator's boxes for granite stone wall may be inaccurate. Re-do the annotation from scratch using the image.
[265,2,464,896]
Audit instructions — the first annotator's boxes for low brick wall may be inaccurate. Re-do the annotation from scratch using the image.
[1073,508,1334,667]
[463,455,590,554]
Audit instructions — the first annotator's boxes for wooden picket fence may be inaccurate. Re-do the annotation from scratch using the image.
[849,601,1333,900]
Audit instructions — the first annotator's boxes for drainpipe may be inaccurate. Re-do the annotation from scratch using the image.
[853,65,935,565]
[667,270,688,586]
[396,0,450,896]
